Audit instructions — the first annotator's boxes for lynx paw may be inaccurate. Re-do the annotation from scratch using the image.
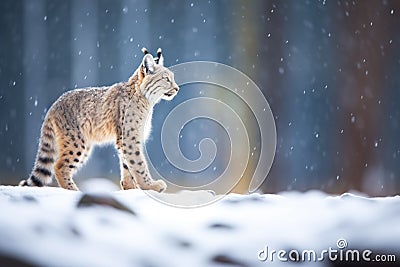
[149,180,167,193]
[120,180,139,190]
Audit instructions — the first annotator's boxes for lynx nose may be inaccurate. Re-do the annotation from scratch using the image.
[172,81,179,92]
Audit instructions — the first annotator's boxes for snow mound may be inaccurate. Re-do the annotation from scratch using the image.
[0,186,399,267]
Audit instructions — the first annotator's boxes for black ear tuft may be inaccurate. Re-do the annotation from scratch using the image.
[156,48,164,66]
[141,47,149,55]
[142,54,155,74]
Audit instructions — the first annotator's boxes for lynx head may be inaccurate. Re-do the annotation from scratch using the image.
[138,48,179,105]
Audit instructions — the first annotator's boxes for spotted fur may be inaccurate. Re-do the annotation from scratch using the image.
[19,48,179,192]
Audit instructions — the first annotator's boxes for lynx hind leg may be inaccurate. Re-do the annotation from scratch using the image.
[54,132,91,190]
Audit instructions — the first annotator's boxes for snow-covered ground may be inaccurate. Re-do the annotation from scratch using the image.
[0,184,399,267]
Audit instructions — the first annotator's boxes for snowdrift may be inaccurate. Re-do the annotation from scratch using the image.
[0,185,399,266]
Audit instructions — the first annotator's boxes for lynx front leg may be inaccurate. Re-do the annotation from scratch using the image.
[119,162,140,190]
[121,102,167,193]
[116,137,139,190]
[120,137,166,193]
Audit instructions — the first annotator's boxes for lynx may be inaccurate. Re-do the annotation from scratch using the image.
[19,48,178,192]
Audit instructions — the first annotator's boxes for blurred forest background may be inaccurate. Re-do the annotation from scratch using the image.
[0,0,399,196]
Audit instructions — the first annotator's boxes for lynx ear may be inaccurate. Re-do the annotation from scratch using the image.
[156,48,164,66]
[142,54,155,74]
[141,47,149,55]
